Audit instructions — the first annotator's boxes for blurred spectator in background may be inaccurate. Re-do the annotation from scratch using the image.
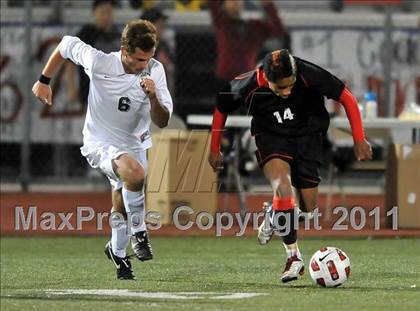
[174,0,206,11]
[209,0,286,88]
[66,0,121,106]
[129,0,159,10]
[208,0,287,181]
[140,8,175,94]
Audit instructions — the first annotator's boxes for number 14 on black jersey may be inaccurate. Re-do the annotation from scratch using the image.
[273,108,294,123]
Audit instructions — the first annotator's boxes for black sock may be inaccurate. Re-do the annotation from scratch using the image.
[272,209,297,245]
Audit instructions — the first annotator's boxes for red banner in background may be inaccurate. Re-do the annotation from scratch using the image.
[0,191,405,236]
[0,192,112,236]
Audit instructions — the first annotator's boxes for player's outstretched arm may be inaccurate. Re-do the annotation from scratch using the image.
[208,107,227,172]
[32,45,66,106]
[338,87,372,161]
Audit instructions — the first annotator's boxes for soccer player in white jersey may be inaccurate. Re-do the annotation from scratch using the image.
[32,20,173,280]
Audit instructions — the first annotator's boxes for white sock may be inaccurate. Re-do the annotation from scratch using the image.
[122,187,147,234]
[283,242,302,260]
[110,212,130,258]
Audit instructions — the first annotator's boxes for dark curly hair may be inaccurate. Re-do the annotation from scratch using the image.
[263,49,296,82]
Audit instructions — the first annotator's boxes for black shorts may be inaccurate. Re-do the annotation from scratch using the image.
[254,132,323,189]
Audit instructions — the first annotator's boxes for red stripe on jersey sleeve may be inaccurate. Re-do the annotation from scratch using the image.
[210,107,228,154]
[339,87,365,142]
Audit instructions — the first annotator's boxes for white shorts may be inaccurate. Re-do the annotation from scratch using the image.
[80,141,148,190]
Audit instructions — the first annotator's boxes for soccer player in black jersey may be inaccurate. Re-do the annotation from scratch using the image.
[208,49,372,283]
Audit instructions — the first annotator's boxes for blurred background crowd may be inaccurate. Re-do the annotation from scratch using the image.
[1,0,419,192]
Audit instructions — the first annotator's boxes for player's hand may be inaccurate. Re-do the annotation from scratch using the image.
[32,81,53,106]
[140,78,156,98]
[208,151,224,173]
[354,139,373,161]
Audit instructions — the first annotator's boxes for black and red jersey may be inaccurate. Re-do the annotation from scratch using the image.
[216,57,345,137]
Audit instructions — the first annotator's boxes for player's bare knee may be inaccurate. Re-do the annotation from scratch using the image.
[124,166,145,191]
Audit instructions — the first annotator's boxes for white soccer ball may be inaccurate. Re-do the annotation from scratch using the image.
[309,246,351,287]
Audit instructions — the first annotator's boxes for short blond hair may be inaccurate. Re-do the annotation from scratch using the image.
[121,19,157,54]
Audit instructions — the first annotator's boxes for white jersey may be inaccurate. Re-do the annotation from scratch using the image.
[58,35,173,150]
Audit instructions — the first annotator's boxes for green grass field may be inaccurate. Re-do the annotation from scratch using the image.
[1,236,419,311]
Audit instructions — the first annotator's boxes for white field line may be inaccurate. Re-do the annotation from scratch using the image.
[44,289,266,300]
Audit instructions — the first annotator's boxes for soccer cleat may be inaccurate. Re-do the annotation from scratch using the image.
[131,231,154,261]
[104,241,135,280]
[258,202,274,245]
[281,255,305,283]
